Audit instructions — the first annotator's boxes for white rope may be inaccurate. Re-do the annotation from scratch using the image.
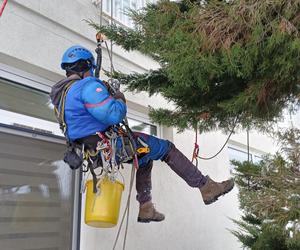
[112,163,135,250]
[122,164,135,250]
[104,41,115,72]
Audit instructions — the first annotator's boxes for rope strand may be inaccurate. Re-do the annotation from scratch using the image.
[112,164,136,250]
[122,165,135,250]
[0,0,8,17]
[196,116,239,160]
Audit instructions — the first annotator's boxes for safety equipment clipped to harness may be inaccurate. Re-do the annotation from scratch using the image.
[79,129,127,228]
[63,142,83,170]
[85,177,124,228]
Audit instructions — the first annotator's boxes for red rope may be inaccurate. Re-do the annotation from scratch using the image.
[0,0,8,17]
[191,125,199,166]
[133,154,139,170]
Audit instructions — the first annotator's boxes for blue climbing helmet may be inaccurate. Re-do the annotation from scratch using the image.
[61,45,96,73]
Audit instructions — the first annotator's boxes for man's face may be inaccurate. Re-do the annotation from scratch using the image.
[84,69,93,78]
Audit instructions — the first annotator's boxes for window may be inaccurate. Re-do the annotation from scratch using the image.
[103,0,157,27]
[0,78,55,123]
[228,146,264,173]
[228,147,252,163]
[253,154,263,164]
[128,117,157,136]
[0,78,61,137]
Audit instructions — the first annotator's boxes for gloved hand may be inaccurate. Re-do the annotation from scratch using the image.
[102,80,112,93]
[113,90,126,103]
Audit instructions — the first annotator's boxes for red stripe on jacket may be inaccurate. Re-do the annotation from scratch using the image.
[84,96,113,108]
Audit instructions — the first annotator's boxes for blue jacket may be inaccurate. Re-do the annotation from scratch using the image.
[64,76,127,140]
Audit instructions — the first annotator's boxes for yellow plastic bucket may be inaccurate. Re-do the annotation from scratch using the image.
[85,178,124,228]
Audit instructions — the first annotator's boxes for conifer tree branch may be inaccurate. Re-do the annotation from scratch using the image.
[88,0,300,132]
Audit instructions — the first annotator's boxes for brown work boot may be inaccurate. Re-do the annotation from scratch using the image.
[137,201,165,223]
[200,176,234,205]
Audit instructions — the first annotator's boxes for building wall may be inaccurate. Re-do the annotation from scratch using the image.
[0,1,279,250]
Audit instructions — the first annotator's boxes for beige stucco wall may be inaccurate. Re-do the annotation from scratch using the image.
[0,1,281,250]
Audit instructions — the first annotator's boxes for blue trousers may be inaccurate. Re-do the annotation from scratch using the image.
[133,132,171,168]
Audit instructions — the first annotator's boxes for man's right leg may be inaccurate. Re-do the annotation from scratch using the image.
[136,160,165,223]
[163,142,234,205]
[134,133,234,206]
[136,160,153,205]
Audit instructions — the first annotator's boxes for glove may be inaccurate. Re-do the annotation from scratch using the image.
[113,90,126,103]
[102,80,112,93]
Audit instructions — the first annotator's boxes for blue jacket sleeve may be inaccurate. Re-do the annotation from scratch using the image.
[81,79,127,125]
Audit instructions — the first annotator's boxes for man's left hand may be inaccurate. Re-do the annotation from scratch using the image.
[113,90,126,103]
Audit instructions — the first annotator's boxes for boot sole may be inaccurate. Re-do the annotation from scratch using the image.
[204,183,235,205]
[137,217,164,223]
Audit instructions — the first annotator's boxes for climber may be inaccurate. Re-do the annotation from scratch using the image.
[50,45,234,223]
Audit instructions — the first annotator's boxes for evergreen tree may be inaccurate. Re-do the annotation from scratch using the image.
[231,129,300,249]
[88,2,300,248]
[90,0,300,132]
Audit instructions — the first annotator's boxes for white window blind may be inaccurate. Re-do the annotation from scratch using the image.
[0,132,75,250]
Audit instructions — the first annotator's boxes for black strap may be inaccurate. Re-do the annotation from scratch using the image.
[89,163,98,193]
